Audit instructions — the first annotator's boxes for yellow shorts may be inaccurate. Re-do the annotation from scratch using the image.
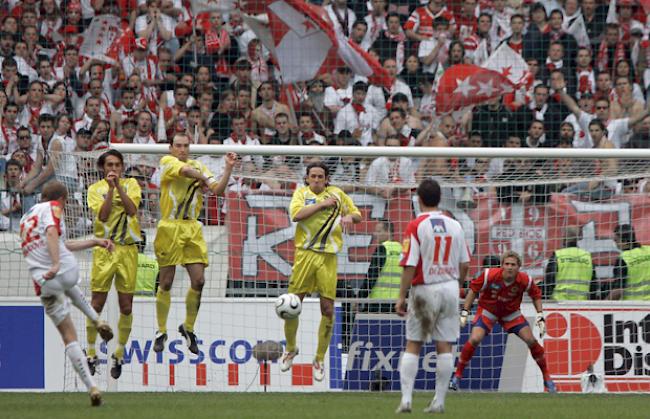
[154,220,208,267]
[91,244,137,294]
[288,249,338,300]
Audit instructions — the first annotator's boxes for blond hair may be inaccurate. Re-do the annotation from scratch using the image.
[501,250,522,266]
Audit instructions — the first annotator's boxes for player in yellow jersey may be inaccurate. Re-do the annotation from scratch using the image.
[281,161,362,381]
[153,133,237,354]
[86,149,141,379]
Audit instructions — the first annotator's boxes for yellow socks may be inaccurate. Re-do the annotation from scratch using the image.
[184,288,201,333]
[284,317,299,353]
[86,317,98,357]
[316,316,334,362]
[156,289,171,333]
[113,313,133,360]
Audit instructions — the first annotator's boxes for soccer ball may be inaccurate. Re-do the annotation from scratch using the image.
[275,293,302,319]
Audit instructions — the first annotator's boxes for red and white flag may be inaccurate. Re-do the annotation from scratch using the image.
[247,0,392,88]
[80,15,124,64]
[482,43,529,86]
[435,64,516,114]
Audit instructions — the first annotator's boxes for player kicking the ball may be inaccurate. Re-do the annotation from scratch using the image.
[281,162,362,382]
[395,179,470,414]
[86,150,141,379]
[19,181,114,406]
[153,133,237,355]
[449,250,557,393]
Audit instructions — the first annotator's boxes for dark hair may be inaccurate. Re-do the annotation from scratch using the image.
[588,118,606,131]
[16,126,31,137]
[549,9,563,19]
[1,57,17,69]
[510,13,525,23]
[433,16,449,27]
[377,218,394,235]
[305,161,330,179]
[39,113,55,125]
[389,107,406,119]
[352,81,368,93]
[391,92,409,103]
[97,149,124,170]
[41,180,68,202]
[5,158,22,170]
[614,224,639,249]
[352,20,367,29]
[417,179,441,207]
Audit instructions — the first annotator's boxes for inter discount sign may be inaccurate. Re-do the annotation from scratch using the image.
[226,192,650,283]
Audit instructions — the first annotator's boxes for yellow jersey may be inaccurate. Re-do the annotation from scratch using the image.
[290,185,361,254]
[87,177,142,245]
[159,155,214,221]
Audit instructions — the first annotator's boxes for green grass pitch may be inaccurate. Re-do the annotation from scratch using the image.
[2,392,649,419]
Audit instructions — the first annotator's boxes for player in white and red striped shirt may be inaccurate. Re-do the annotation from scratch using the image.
[395,179,470,414]
[404,0,456,42]
[19,181,115,406]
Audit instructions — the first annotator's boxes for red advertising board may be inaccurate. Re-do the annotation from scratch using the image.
[226,192,650,283]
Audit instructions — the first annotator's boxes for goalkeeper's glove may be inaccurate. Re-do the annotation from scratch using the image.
[536,312,546,338]
[460,309,469,328]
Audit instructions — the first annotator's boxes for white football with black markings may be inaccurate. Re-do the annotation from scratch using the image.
[275,293,302,319]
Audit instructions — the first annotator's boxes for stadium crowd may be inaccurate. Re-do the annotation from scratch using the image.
[0,0,649,258]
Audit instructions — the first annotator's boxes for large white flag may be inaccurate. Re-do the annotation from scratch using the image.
[248,0,392,87]
[482,43,529,85]
[79,15,122,64]
[567,14,590,48]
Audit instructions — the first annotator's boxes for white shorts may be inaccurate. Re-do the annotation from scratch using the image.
[406,281,460,343]
[36,266,79,297]
[37,267,79,326]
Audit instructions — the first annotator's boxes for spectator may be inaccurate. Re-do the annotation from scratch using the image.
[470,97,516,147]
[361,0,387,51]
[372,12,406,72]
[251,81,290,136]
[365,136,416,198]
[607,224,650,300]
[334,81,377,147]
[325,0,356,38]
[0,158,22,231]
[544,227,598,300]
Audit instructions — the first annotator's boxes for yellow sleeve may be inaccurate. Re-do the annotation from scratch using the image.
[340,189,361,217]
[197,160,214,179]
[86,182,103,216]
[289,187,306,220]
[125,178,142,208]
[160,155,187,183]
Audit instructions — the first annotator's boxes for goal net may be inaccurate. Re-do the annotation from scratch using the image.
[3,146,650,393]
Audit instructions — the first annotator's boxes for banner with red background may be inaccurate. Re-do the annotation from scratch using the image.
[226,192,650,283]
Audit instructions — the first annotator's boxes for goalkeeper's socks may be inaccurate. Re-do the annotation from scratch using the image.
[315,315,334,361]
[530,342,551,381]
[184,288,202,333]
[114,313,133,360]
[65,286,99,322]
[156,288,171,334]
[455,341,476,378]
[399,352,418,405]
[66,341,96,391]
[86,317,98,358]
[434,353,453,407]
[284,317,299,353]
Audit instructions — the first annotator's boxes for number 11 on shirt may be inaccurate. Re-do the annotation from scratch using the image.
[433,235,452,264]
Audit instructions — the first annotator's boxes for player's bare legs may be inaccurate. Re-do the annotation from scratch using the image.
[313,296,334,381]
[516,325,555,392]
[178,263,206,354]
[281,292,306,372]
[55,313,102,406]
[451,325,487,389]
[154,265,176,352]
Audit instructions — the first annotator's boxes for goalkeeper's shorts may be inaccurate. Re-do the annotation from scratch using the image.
[288,249,337,300]
[473,307,529,335]
[91,244,137,294]
[154,220,208,268]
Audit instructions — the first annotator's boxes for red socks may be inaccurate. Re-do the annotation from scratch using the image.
[530,342,550,381]
[454,341,476,378]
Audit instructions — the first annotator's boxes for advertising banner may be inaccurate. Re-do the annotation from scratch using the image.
[227,192,650,282]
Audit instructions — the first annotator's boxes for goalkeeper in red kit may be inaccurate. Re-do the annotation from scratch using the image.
[450,250,557,393]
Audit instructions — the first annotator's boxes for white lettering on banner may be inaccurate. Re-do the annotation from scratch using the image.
[574,201,631,255]
[243,195,294,277]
